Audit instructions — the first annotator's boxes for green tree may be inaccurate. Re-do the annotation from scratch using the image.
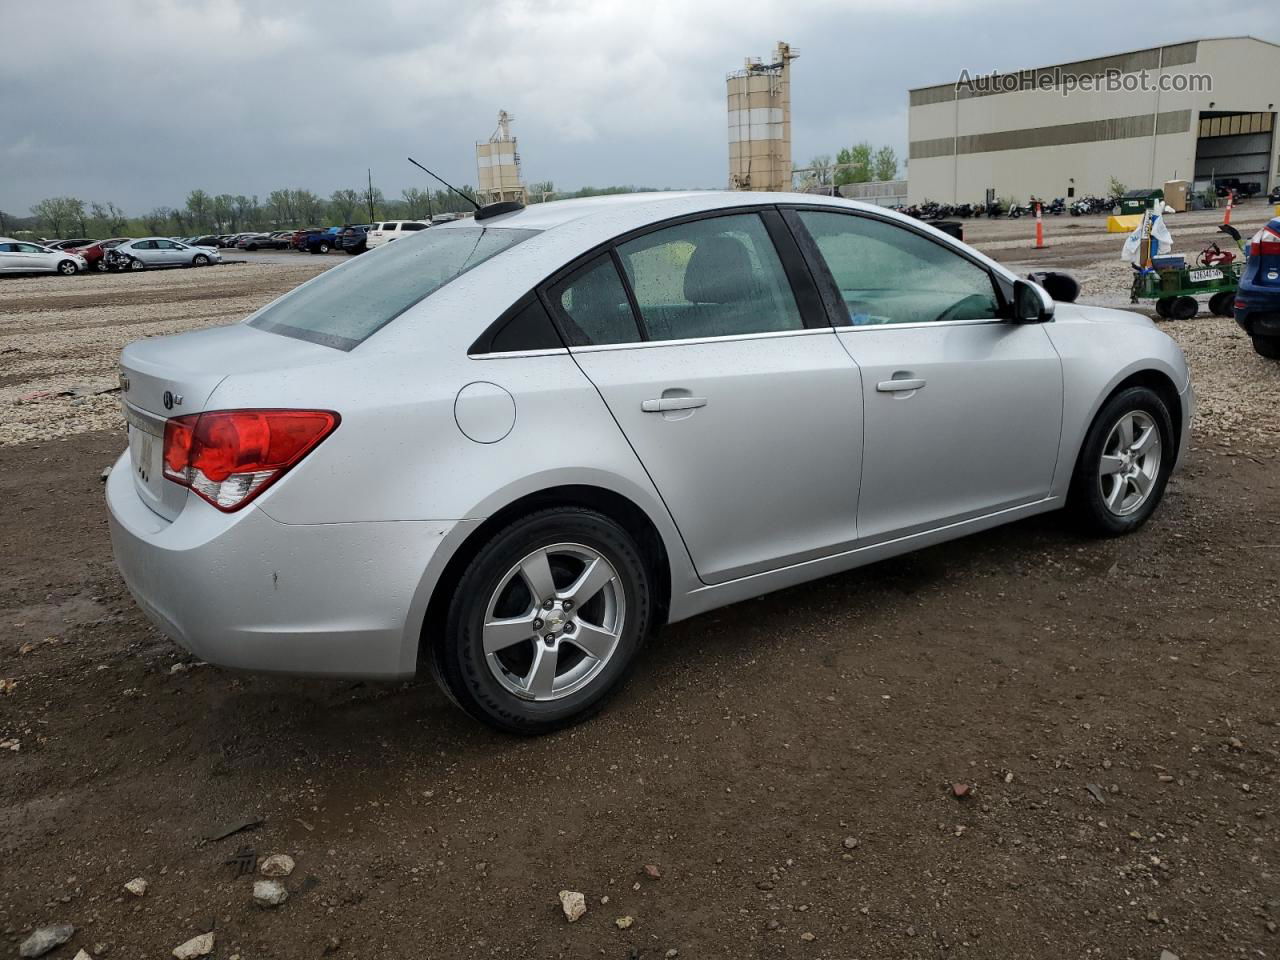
[266,189,296,227]
[834,143,872,186]
[185,190,213,231]
[329,189,362,223]
[872,146,898,182]
[31,197,81,238]
[293,189,325,226]
[233,195,260,231]
[143,207,173,234]
[400,187,432,219]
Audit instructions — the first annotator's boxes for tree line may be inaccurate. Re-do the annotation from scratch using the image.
[3,183,668,239]
[800,143,900,190]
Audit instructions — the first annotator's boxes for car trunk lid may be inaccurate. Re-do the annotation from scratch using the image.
[119,322,343,521]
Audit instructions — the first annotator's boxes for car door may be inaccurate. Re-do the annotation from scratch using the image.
[127,240,158,265]
[549,208,864,585]
[156,239,186,265]
[12,242,55,272]
[785,208,1063,543]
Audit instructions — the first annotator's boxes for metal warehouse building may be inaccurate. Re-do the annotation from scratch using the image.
[907,36,1280,204]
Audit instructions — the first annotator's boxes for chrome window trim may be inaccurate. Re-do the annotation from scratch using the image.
[566,326,835,354]
[470,347,569,360]
[837,317,1007,332]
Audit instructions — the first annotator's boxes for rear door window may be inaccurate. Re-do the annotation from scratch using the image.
[614,213,803,342]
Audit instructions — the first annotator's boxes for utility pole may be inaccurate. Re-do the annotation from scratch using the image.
[366,168,376,222]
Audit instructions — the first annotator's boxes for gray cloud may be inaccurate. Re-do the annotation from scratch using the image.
[1,0,1276,215]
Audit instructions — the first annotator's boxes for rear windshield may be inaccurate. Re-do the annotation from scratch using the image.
[248,226,537,349]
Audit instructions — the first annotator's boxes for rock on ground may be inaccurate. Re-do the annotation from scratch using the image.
[20,925,75,958]
[253,879,289,907]
[259,853,295,877]
[558,889,587,922]
[172,932,214,959]
[123,877,147,897]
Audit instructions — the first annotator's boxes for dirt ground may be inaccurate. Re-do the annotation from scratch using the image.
[1,211,1278,960]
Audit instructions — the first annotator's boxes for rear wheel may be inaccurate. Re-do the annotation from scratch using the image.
[1252,336,1280,359]
[56,259,77,276]
[1155,297,1174,318]
[436,508,651,734]
[1069,386,1175,537]
[1171,296,1198,320]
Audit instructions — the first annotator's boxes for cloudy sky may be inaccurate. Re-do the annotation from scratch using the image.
[2,0,1278,216]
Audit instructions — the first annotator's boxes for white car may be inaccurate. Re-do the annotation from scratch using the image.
[366,220,429,249]
[0,238,88,275]
[111,238,222,271]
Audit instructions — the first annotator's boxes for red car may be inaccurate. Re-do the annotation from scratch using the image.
[289,229,324,250]
[68,237,131,272]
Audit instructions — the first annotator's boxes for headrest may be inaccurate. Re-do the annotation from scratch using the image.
[683,235,756,304]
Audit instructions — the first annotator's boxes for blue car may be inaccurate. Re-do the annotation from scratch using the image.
[1235,216,1280,359]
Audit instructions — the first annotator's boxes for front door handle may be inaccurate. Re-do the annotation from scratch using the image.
[876,378,927,393]
[641,396,708,413]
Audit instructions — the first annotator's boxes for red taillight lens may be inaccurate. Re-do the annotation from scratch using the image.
[1255,228,1280,256]
[162,409,338,511]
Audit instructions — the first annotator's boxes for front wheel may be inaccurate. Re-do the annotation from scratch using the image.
[436,508,652,734]
[1252,336,1280,359]
[57,259,78,276]
[1068,386,1175,536]
[192,254,209,266]
[128,257,145,271]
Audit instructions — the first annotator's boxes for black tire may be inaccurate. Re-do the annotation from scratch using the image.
[56,260,77,276]
[1208,291,1234,317]
[192,254,209,266]
[1252,336,1280,359]
[1171,296,1198,320]
[93,261,108,272]
[435,508,652,734]
[1068,385,1175,537]
[128,257,145,271]
[1155,297,1174,318]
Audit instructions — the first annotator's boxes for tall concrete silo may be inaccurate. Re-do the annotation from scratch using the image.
[727,42,797,192]
[476,110,527,206]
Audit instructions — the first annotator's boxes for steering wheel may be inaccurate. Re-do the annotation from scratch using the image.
[932,293,994,325]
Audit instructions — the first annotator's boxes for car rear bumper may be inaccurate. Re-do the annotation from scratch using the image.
[105,450,463,679]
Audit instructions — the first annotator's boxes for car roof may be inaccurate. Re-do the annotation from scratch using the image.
[439,190,907,236]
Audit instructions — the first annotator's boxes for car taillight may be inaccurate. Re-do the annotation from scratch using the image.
[162,409,338,512]
[1254,226,1280,256]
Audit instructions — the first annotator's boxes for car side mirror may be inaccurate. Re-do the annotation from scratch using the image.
[1025,270,1080,304]
[1012,279,1054,322]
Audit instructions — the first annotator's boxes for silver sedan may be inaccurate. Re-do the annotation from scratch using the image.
[0,239,87,275]
[107,192,1192,733]
[111,237,222,270]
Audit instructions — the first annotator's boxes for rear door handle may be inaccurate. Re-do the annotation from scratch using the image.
[876,378,927,393]
[641,396,708,413]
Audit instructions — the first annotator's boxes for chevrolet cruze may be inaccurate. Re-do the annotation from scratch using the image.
[107,192,1193,733]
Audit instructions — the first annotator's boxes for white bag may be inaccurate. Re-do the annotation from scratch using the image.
[1121,213,1174,265]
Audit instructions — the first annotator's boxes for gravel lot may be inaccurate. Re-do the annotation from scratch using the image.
[1,212,1278,959]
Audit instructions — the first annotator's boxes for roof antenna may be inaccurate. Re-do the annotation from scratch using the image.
[406,157,480,212]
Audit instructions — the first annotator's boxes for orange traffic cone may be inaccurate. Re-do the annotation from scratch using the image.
[1223,191,1234,226]
[1033,203,1048,249]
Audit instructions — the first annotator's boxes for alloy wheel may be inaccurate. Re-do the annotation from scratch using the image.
[482,543,626,702]
[1098,410,1162,516]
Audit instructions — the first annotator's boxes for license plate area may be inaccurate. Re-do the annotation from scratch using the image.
[125,404,166,504]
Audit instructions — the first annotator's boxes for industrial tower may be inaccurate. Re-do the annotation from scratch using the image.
[476,110,527,206]
[727,42,798,192]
